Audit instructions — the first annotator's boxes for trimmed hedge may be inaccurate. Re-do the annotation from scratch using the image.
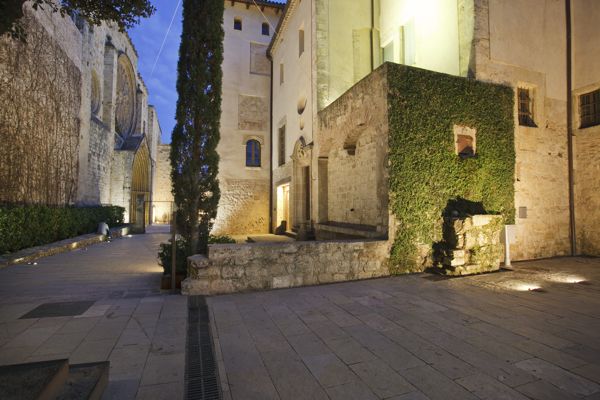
[387,64,515,273]
[0,205,125,254]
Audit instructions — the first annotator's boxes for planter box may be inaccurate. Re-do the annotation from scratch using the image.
[161,274,185,290]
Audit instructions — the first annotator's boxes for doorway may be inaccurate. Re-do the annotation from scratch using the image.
[277,183,290,231]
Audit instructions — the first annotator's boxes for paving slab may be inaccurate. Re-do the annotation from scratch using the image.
[0,229,186,400]
[209,256,600,399]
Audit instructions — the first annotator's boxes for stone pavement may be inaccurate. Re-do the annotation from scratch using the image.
[0,225,187,400]
[208,257,600,400]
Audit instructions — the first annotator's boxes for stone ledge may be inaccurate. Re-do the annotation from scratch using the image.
[182,239,391,296]
[0,226,129,269]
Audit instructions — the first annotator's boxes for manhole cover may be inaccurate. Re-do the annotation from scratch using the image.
[20,301,95,319]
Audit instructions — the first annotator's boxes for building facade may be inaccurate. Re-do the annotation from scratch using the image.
[209,0,284,235]
[0,4,163,230]
[268,0,600,262]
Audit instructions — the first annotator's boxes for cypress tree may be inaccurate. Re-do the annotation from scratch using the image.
[171,0,223,255]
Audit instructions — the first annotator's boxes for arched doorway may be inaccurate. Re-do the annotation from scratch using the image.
[130,141,151,232]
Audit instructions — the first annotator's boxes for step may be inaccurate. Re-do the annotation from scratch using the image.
[0,359,69,400]
[56,361,110,400]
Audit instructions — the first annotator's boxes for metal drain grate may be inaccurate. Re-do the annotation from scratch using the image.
[185,296,221,400]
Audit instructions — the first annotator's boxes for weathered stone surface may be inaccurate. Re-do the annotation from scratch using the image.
[436,214,503,276]
[182,240,391,296]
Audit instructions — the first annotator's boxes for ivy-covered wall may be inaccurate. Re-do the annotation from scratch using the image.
[387,63,515,273]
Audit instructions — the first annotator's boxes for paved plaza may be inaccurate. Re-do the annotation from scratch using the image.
[209,257,600,400]
[1,228,599,400]
[0,226,186,400]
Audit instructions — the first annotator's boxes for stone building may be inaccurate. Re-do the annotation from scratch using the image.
[210,0,284,235]
[0,4,163,230]
[268,0,600,261]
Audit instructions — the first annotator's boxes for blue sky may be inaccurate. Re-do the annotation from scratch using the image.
[129,0,286,144]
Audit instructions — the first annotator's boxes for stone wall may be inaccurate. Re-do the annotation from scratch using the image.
[0,9,81,205]
[212,179,270,235]
[317,68,389,230]
[85,119,113,205]
[574,131,600,255]
[152,144,173,223]
[572,1,600,256]
[472,0,571,260]
[182,239,391,295]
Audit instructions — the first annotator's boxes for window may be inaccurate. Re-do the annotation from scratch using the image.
[280,63,284,85]
[580,89,600,128]
[262,23,270,36]
[234,18,242,31]
[299,29,305,57]
[246,140,261,167]
[278,125,286,166]
[518,88,536,127]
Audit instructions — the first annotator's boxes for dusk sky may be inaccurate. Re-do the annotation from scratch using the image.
[129,0,286,144]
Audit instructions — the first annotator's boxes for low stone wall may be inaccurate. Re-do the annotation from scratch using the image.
[0,226,129,269]
[182,240,391,296]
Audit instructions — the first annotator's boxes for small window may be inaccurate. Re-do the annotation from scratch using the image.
[299,29,305,57]
[234,18,242,31]
[278,125,286,166]
[580,89,600,128]
[518,88,536,127]
[262,23,270,36]
[280,63,284,85]
[246,140,261,167]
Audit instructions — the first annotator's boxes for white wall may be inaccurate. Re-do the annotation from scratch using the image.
[272,0,313,167]
[380,0,460,77]
[213,1,281,234]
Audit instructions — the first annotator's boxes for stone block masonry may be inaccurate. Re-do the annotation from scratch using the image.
[182,240,391,296]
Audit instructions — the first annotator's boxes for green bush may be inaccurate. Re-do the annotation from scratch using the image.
[0,205,124,254]
[387,64,515,273]
[158,235,236,276]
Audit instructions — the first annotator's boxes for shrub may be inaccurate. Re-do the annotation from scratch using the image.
[158,235,236,276]
[0,205,124,254]
[387,64,515,273]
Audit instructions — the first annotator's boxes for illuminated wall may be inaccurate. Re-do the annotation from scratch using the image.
[379,0,460,77]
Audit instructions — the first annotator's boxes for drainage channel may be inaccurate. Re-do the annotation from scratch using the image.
[185,296,221,400]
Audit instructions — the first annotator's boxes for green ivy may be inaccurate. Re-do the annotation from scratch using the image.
[387,64,515,273]
[0,205,124,254]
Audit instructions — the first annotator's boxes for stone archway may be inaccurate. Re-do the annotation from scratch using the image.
[130,141,150,231]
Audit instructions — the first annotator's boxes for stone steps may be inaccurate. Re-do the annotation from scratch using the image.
[0,359,109,400]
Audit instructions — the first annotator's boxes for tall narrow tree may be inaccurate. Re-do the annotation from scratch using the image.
[171,0,223,255]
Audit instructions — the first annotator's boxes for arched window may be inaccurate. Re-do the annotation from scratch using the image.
[246,140,261,167]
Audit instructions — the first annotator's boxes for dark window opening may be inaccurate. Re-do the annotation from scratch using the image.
[246,140,261,167]
[262,23,270,36]
[234,18,242,31]
[580,89,600,128]
[278,126,286,166]
[456,134,475,159]
[299,29,305,57]
[518,88,537,127]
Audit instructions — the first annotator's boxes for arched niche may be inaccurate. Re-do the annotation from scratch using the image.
[115,53,137,137]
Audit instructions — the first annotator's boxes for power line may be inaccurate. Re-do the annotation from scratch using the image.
[151,0,182,77]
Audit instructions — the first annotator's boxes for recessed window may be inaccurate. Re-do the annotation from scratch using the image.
[262,23,270,36]
[280,63,284,85]
[234,18,242,31]
[580,89,600,128]
[246,140,261,167]
[278,125,286,166]
[518,88,536,127]
[454,125,477,159]
[299,29,305,57]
